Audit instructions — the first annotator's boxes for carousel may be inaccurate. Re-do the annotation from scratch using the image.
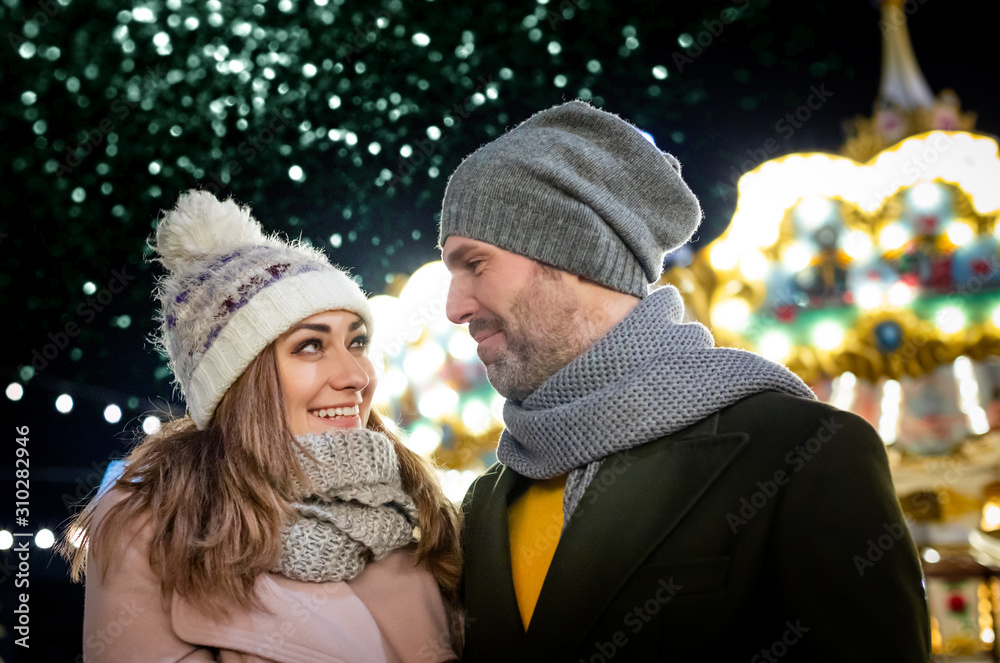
[372,0,1000,657]
[669,0,1000,657]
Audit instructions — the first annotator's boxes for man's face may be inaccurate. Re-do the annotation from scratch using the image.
[442,236,595,402]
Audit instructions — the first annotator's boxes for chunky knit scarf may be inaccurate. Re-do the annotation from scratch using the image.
[273,428,419,583]
[498,285,816,522]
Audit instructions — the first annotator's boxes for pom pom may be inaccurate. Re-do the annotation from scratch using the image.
[153,190,267,273]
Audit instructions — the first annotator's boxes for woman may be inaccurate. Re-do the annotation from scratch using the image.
[62,190,461,662]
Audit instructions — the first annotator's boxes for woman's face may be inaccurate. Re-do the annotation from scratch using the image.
[274,309,377,436]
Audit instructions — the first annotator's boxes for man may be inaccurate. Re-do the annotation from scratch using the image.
[438,100,930,661]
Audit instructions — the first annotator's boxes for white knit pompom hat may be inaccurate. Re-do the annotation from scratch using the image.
[151,190,373,429]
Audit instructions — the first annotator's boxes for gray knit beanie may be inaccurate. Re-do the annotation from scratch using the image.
[438,100,702,298]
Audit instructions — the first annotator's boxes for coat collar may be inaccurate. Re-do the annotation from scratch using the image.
[463,412,749,658]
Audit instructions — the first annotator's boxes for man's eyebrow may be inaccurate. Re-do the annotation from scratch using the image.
[443,243,477,270]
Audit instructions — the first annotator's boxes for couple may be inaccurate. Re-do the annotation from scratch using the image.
[66,101,931,661]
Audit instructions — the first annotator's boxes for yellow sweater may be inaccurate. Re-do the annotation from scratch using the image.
[507,474,567,629]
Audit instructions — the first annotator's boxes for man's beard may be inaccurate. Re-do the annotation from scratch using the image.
[471,270,598,402]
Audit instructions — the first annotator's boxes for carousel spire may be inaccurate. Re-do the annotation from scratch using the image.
[876,0,934,110]
[841,0,976,162]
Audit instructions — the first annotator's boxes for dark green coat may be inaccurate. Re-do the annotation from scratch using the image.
[460,391,931,662]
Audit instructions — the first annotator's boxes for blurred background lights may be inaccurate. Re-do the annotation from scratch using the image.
[878,380,902,445]
[35,528,55,549]
[461,400,493,435]
[406,424,442,456]
[417,383,459,419]
[856,283,883,309]
[403,342,447,382]
[759,331,791,362]
[6,382,24,401]
[142,415,162,435]
[922,547,941,564]
[711,299,750,333]
[438,469,481,504]
[812,321,844,350]
[55,393,74,413]
[104,404,123,424]
[82,281,97,295]
[796,196,836,231]
[781,242,812,272]
[909,181,943,210]
[0,530,12,551]
[878,223,909,251]
[936,306,965,334]
[945,221,974,246]
[887,282,915,307]
[447,331,479,361]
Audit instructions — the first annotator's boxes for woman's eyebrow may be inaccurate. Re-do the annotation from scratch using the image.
[288,323,332,334]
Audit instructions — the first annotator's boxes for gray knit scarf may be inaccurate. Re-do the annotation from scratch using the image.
[498,285,816,522]
[273,428,419,583]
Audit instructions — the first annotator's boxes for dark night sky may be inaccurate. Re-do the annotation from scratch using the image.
[2,0,998,657]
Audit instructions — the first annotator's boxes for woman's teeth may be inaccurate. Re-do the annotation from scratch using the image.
[311,405,359,419]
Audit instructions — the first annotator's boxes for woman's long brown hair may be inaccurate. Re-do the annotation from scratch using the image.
[60,343,461,625]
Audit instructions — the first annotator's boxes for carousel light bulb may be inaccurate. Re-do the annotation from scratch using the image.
[843,230,874,262]
[992,305,1000,328]
[709,241,739,271]
[909,182,942,211]
[0,530,12,550]
[856,283,883,310]
[879,224,909,251]
[812,321,844,350]
[796,196,836,231]
[759,331,792,362]
[936,306,965,334]
[945,221,975,247]
[738,251,769,281]
[780,242,812,273]
[921,547,941,564]
[887,282,914,307]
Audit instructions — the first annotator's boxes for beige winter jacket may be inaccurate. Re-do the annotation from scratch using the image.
[83,490,457,662]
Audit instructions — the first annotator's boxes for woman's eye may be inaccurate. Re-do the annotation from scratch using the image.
[294,339,322,354]
[350,334,370,349]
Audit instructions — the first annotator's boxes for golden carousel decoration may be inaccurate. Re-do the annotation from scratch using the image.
[665,0,1000,656]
